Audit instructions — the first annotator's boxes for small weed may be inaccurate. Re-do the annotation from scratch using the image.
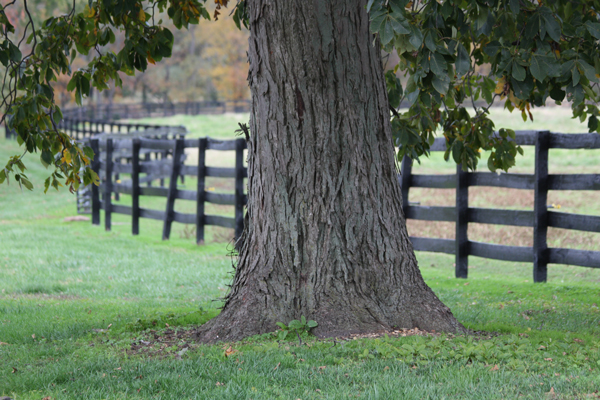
[276,316,318,344]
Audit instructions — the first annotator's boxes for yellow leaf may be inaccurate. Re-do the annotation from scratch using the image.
[62,151,72,165]
[84,5,96,18]
[147,53,156,65]
[139,8,146,22]
[494,76,506,95]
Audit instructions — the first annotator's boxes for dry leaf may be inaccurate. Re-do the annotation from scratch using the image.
[318,366,326,370]
[0,342,8,345]
[490,364,499,371]
[273,362,280,371]
[546,387,556,397]
[224,346,237,357]
[383,366,389,371]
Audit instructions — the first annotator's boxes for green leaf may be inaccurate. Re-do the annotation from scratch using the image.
[541,10,561,42]
[455,43,470,77]
[380,19,395,45]
[585,21,600,40]
[40,150,53,168]
[577,60,598,83]
[300,315,306,325]
[452,140,463,164]
[275,322,287,330]
[8,42,21,63]
[20,176,33,190]
[288,320,303,330]
[512,62,526,82]
[529,54,548,82]
[432,73,450,94]
[524,13,541,39]
[67,76,78,92]
[408,24,423,49]
[83,146,95,161]
[588,115,599,132]
[572,67,580,87]
[0,169,5,184]
[509,0,519,14]
[307,320,318,328]
[429,52,447,76]
[389,10,410,35]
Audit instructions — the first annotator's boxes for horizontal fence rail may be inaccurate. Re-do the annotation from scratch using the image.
[401,130,600,281]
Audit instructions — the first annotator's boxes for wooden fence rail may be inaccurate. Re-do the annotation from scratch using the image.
[90,137,247,244]
[401,130,600,281]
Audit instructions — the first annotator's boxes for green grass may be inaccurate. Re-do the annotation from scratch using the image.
[1,110,600,399]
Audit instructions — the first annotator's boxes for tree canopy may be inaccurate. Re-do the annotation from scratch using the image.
[1,0,599,191]
[372,0,600,172]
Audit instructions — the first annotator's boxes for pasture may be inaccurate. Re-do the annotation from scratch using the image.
[1,108,599,399]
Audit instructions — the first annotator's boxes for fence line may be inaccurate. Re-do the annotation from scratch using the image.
[401,130,600,281]
[91,137,247,244]
[3,100,251,140]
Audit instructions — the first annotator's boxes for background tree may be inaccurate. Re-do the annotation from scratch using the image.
[1,0,599,341]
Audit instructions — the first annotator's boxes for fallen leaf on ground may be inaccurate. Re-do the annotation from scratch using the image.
[63,216,90,222]
[490,365,499,371]
[224,346,237,357]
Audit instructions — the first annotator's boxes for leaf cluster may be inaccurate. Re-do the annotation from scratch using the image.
[0,0,210,190]
[369,0,600,172]
[276,316,318,343]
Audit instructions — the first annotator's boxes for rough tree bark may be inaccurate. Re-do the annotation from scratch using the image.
[196,0,465,342]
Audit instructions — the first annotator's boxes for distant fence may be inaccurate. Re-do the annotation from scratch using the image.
[401,130,600,282]
[90,136,247,244]
[63,100,251,121]
[3,100,251,140]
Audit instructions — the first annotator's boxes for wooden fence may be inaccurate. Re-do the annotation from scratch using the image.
[400,130,600,282]
[90,136,247,244]
[62,100,251,121]
[3,100,250,140]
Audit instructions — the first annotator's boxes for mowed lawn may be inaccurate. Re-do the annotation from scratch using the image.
[1,108,599,399]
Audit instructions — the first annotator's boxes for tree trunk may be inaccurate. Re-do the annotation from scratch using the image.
[196,0,465,342]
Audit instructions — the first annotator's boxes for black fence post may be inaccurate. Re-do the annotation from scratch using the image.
[455,163,469,278]
[196,138,207,244]
[104,138,113,231]
[234,138,245,242]
[534,130,550,282]
[400,155,412,216]
[162,139,185,240]
[90,138,101,225]
[132,138,141,235]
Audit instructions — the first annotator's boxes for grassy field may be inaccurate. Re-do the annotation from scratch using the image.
[1,108,600,399]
